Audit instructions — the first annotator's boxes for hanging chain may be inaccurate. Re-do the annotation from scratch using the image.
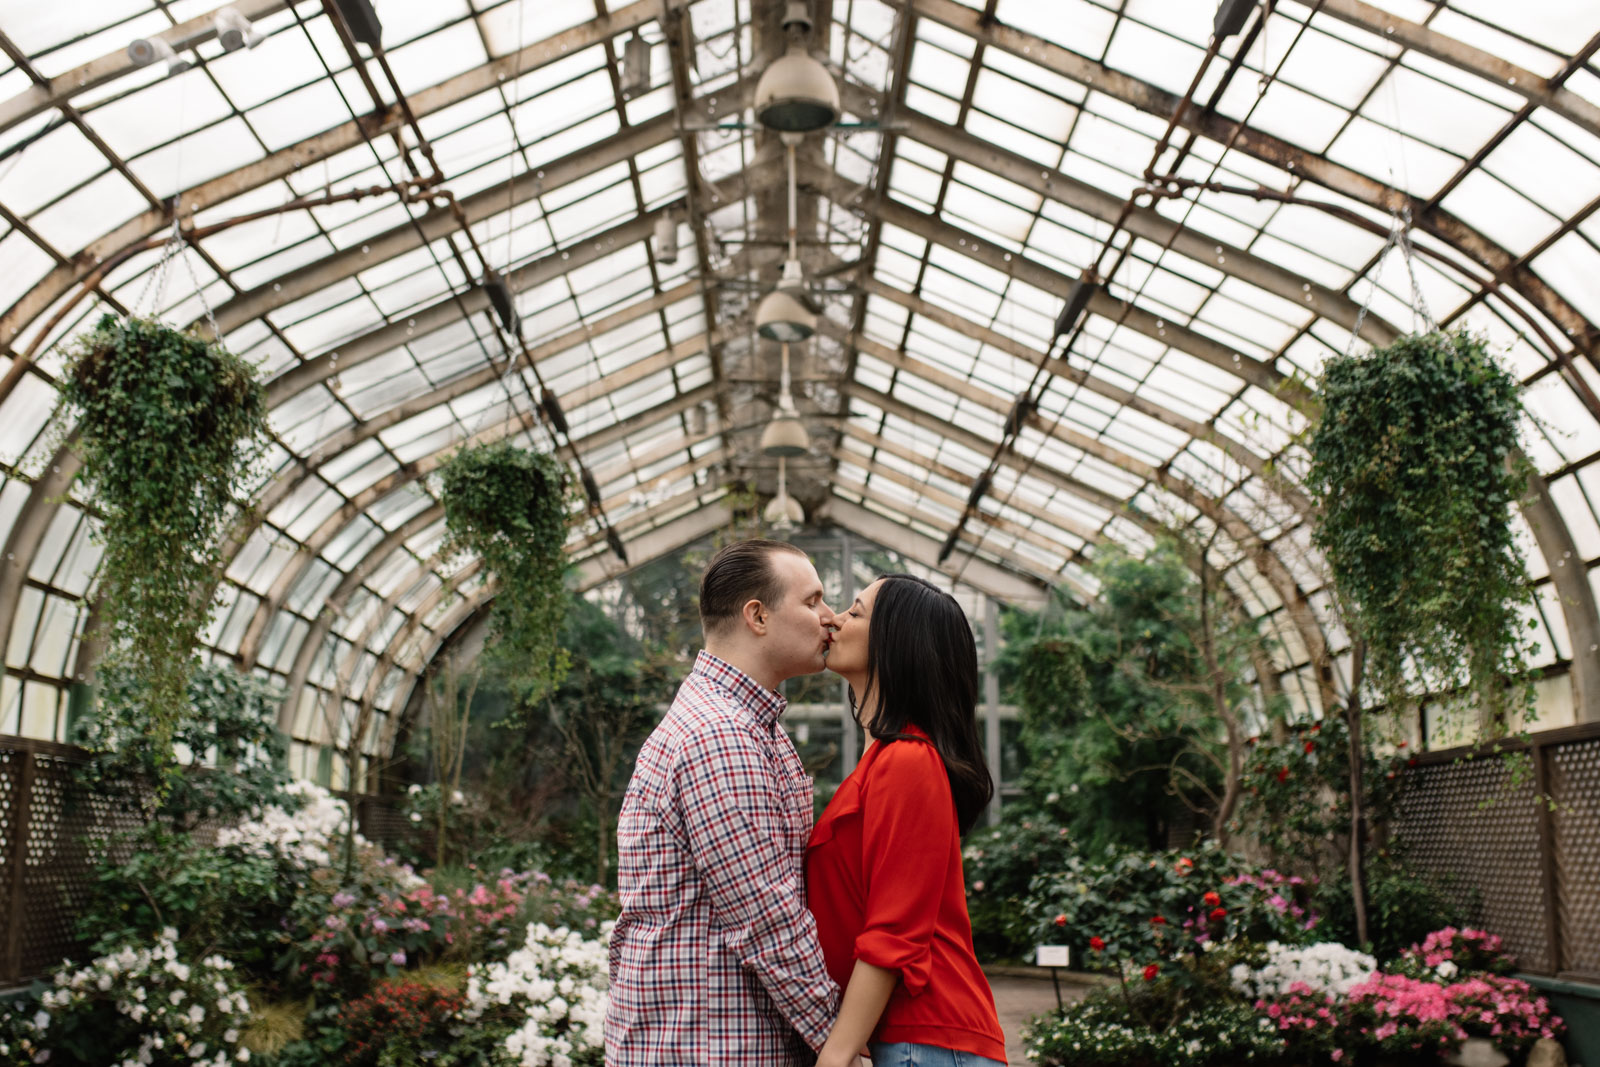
[132,217,186,319]
[1395,205,1436,334]
[1345,212,1404,359]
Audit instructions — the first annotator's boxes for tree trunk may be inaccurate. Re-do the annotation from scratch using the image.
[1346,639,1369,947]
[596,789,610,887]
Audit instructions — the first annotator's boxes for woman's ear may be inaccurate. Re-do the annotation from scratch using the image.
[741,597,767,635]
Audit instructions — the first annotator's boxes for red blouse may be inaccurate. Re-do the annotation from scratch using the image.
[804,726,1007,1063]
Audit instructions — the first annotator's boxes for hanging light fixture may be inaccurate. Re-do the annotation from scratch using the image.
[754,2,839,133]
[654,211,678,265]
[127,36,192,76]
[763,456,805,531]
[756,135,817,342]
[621,31,651,98]
[760,341,810,457]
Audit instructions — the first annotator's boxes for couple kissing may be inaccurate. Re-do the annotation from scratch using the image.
[605,539,1006,1067]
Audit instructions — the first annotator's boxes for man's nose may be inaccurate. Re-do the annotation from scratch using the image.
[817,600,836,624]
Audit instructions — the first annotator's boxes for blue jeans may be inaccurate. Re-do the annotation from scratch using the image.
[868,1042,1005,1067]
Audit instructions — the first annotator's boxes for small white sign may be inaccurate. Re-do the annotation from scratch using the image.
[1036,944,1071,968]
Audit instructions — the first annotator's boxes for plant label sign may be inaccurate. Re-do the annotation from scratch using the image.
[1036,944,1071,968]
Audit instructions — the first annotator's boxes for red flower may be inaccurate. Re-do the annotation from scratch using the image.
[1397,740,1408,749]
[1277,767,1291,783]
[1142,963,1160,981]
[1407,758,1418,767]
[1053,914,1067,927]
[1089,936,1106,952]
[1311,722,1321,733]
[1304,740,1316,754]
[1210,907,1228,921]
[1202,891,1221,908]
[1150,915,1167,925]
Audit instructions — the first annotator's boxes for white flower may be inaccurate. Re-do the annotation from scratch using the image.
[31,1010,48,1031]
[1435,960,1459,979]
[1231,941,1375,999]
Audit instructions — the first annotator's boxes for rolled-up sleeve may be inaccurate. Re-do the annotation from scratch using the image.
[675,722,840,1048]
[854,740,951,996]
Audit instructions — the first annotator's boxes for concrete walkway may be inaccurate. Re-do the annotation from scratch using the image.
[985,971,1089,1065]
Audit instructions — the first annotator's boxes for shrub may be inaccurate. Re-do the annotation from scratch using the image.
[334,980,464,1067]
[461,922,610,1067]
[0,928,252,1067]
[962,815,1078,960]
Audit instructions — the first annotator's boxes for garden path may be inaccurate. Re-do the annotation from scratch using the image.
[986,972,1087,1064]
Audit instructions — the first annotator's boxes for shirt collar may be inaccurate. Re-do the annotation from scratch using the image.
[693,650,787,730]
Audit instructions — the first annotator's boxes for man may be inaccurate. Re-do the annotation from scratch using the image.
[606,539,842,1066]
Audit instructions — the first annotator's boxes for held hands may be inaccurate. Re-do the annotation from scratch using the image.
[816,1051,866,1067]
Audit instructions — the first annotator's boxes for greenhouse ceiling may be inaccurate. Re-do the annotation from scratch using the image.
[1,0,1599,765]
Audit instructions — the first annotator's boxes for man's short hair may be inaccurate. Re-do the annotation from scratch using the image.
[700,539,808,635]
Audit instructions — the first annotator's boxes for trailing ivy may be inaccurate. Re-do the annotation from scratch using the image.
[1306,329,1535,727]
[62,315,269,774]
[439,440,573,703]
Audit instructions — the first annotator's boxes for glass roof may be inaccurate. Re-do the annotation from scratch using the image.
[2,0,1599,779]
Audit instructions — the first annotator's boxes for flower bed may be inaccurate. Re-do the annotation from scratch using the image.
[1026,927,1563,1067]
[0,780,617,1067]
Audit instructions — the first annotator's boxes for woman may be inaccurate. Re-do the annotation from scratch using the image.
[807,574,1006,1067]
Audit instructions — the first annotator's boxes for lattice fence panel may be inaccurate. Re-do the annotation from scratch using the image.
[0,748,18,977]
[1393,754,1550,973]
[1550,737,1600,978]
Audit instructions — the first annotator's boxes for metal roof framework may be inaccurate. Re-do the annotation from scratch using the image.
[0,0,1598,783]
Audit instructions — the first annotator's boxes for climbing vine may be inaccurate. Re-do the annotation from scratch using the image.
[62,315,269,774]
[1306,329,1535,728]
[439,440,573,703]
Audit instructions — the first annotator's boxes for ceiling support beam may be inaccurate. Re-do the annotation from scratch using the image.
[888,106,1399,349]
[0,1,663,353]
[822,495,1048,609]
[0,0,294,134]
[844,379,1335,705]
[1301,0,1600,141]
[855,275,1313,514]
[817,165,1302,401]
[907,0,1599,358]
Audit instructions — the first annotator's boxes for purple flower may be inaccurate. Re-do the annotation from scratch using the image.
[390,950,406,966]
[332,892,356,909]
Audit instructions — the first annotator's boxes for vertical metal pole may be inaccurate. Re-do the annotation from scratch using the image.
[984,596,1002,826]
[5,748,35,985]
[839,531,858,776]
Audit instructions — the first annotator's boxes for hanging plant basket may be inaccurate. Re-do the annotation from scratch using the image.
[439,440,574,703]
[1305,328,1535,725]
[62,314,270,771]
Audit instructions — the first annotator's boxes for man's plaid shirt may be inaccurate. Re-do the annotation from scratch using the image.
[605,651,840,1066]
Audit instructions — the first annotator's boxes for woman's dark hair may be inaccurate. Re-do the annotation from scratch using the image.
[852,574,994,833]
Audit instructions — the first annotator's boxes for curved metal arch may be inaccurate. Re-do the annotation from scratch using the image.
[908,0,1600,359]
[0,2,662,355]
[829,82,1402,351]
[855,276,1315,515]
[274,446,735,728]
[844,172,1598,713]
[233,336,734,669]
[844,379,1338,709]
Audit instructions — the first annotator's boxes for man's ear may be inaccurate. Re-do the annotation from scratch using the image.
[741,597,768,636]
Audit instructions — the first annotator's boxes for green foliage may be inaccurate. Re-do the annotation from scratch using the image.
[1011,636,1092,812]
[998,542,1269,849]
[1229,715,1408,882]
[1306,329,1536,725]
[1025,843,1320,968]
[1319,850,1465,961]
[962,816,1079,961]
[1024,978,1286,1066]
[74,662,288,829]
[74,828,298,978]
[439,441,573,703]
[61,315,270,775]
